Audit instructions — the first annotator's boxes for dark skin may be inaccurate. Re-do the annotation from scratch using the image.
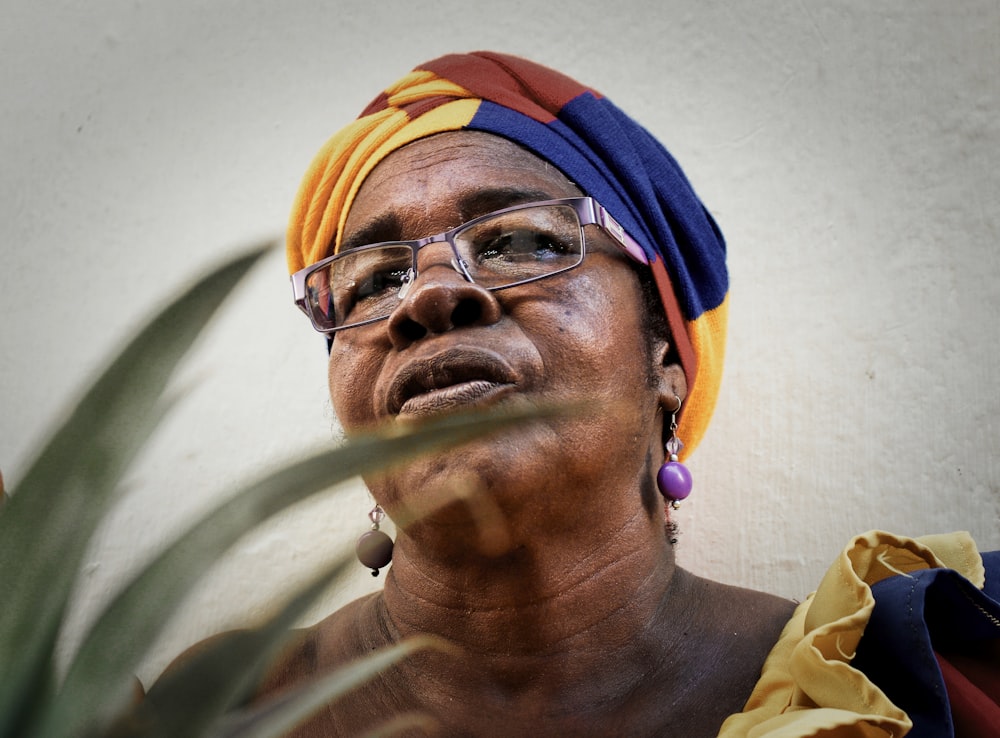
[256,132,795,736]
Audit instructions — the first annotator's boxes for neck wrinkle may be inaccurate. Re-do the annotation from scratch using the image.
[377,508,689,689]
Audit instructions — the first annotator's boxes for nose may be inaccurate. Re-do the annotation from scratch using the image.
[386,251,502,348]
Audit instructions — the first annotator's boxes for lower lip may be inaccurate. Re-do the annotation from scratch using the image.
[398,380,515,417]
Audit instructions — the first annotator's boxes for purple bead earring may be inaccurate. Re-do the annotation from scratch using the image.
[356,504,394,576]
[656,395,692,510]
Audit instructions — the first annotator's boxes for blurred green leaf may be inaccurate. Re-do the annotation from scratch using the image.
[104,553,355,738]
[0,243,272,736]
[41,401,553,738]
[211,637,448,738]
[357,713,441,738]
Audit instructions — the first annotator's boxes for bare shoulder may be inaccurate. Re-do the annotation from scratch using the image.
[688,572,797,645]
[687,574,797,684]
[666,569,797,716]
[255,591,387,698]
[712,577,797,628]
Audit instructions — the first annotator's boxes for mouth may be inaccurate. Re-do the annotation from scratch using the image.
[387,347,519,418]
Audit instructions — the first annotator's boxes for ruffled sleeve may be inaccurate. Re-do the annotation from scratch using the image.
[718,530,986,738]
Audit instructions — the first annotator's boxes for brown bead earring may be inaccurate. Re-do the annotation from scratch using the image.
[356,504,393,576]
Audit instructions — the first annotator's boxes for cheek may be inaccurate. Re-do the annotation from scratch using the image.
[531,271,648,385]
[501,270,657,467]
[326,335,386,431]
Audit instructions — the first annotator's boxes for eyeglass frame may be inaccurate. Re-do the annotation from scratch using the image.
[290,196,651,334]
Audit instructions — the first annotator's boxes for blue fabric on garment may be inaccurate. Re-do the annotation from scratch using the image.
[851,550,1000,738]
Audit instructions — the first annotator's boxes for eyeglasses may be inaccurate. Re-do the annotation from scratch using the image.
[291,196,649,333]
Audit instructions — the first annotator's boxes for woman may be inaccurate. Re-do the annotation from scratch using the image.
[273,52,999,736]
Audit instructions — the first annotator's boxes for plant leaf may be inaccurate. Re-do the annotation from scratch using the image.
[210,637,446,738]
[104,553,355,738]
[357,713,441,738]
[0,243,272,737]
[41,402,559,738]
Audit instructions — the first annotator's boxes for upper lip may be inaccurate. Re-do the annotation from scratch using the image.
[384,347,518,415]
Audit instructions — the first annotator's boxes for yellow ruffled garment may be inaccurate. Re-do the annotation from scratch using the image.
[719,530,986,738]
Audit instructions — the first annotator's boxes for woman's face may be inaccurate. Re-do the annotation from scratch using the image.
[329,132,683,540]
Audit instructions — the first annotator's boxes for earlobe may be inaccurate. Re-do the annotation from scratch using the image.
[652,339,687,414]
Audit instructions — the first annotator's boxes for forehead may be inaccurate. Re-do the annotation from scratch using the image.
[342,131,583,245]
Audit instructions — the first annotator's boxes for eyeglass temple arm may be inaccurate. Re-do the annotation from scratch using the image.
[593,200,695,394]
[290,271,312,316]
[595,205,649,266]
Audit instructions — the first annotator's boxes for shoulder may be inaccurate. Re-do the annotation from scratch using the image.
[697,576,797,676]
[679,569,797,644]
[255,591,386,699]
[665,571,796,703]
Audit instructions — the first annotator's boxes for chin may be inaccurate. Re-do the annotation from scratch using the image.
[371,437,544,538]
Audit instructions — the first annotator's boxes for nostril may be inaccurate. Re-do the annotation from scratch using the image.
[397,319,427,343]
[451,298,482,327]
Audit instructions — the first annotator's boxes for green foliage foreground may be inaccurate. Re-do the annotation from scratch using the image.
[0,244,552,737]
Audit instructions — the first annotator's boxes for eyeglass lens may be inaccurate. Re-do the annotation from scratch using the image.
[304,203,585,330]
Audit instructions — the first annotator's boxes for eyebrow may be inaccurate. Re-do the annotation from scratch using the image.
[337,185,572,252]
[455,187,564,220]
[339,212,401,252]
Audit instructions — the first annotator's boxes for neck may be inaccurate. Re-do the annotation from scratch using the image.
[302,493,795,737]
[381,502,686,693]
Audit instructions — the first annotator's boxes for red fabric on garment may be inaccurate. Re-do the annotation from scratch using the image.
[937,647,1000,738]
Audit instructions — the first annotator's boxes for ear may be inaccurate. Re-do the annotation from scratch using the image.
[650,337,687,418]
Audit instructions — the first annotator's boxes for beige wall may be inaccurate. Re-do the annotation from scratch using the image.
[2,0,997,683]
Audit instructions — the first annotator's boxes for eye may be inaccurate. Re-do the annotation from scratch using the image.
[355,268,410,300]
[329,245,413,321]
[475,228,573,263]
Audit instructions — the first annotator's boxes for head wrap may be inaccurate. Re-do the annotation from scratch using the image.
[287,51,728,458]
